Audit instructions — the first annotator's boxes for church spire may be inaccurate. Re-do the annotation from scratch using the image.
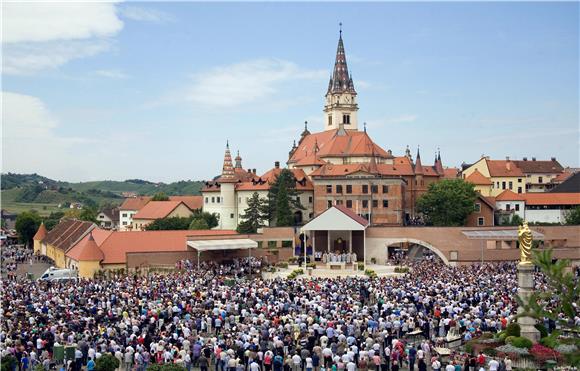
[218,141,237,183]
[435,148,444,174]
[234,150,242,169]
[414,147,424,175]
[328,25,356,95]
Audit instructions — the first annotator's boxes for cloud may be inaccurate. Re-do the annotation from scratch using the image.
[3,40,113,75]
[1,91,94,178]
[119,5,174,23]
[186,59,326,108]
[2,2,123,75]
[2,3,123,44]
[94,69,130,79]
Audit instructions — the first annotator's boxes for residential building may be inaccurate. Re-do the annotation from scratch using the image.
[462,157,525,196]
[513,157,564,192]
[96,207,119,229]
[494,190,580,224]
[119,195,203,231]
[466,194,496,227]
[131,201,194,230]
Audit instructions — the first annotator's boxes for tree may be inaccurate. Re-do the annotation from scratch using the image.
[564,206,580,225]
[189,217,209,230]
[500,213,524,226]
[416,179,478,226]
[237,192,268,233]
[43,211,65,230]
[266,169,304,226]
[191,210,219,229]
[151,192,169,201]
[15,211,42,247]
[145,217,191,230]
[79,207,98,223]
[95,354,120,371]
[517,249,579,366]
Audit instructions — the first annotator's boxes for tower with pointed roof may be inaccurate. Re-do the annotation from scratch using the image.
[217,142,238,229]
[323,25,359,131]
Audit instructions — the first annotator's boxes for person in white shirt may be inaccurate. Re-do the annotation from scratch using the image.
[445,363,455,371]
[488,358,499,371]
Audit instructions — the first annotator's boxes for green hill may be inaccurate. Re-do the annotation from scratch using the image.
[1,173,204,216]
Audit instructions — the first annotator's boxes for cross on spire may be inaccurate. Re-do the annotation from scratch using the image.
[339,22,342,37]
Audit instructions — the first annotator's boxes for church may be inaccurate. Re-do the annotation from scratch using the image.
[202,30,458,229]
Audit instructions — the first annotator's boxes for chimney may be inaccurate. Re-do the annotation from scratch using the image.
[506,162,511,171]
[532,157,536,161]
[274,161,280,169]
[523,157,528,161]
[506,156,510,161]
[253,168,256,174]
[551,157,556,161]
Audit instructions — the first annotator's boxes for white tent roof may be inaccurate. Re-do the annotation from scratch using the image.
[462,230,544,240]
[187,239,258,252]
[302,206,369,231]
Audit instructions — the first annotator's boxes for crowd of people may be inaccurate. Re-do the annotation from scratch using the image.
[0,249,571,371]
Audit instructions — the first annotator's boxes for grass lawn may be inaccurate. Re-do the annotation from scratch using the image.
[1,201,62,216]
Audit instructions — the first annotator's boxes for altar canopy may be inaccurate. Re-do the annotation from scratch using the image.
[301,205,369,268]
[302,205,369,232]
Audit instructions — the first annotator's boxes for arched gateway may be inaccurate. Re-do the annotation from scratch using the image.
[382,238,449,265]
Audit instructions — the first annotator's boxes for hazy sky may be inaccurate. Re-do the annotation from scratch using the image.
[2,2,578,183]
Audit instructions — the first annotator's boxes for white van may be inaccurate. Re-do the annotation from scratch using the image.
[38,267,77,281]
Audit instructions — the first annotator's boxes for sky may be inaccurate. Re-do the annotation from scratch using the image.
[2,1,579,183]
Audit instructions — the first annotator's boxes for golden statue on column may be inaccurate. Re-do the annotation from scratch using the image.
[518,221,533,265]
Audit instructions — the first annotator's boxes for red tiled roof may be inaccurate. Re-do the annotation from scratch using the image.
[523,193,580,206]
[295,153,328,166]
[120,196,151,211]
[42,219,95,252]
[465,169,492,185]
[169,196,203,210]
[289,129,391,164]
[33,223,47,241]
[495,190,525,201]
[443,168,460,179]
[551,171,573,184]
[235,168,314,191]
[477,194,496,210]
[310,159,416,178]
[513,159,563,174]
[133,201,190,220]
[335,205,370,227]
[66,231,109,261]
[486,160,524,177]
[99,229,238,264]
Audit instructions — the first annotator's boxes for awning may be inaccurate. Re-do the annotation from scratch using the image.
[187,239,258,252]
[462,229,544,240]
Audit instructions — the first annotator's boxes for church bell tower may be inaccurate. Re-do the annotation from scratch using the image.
[324,25,359,131]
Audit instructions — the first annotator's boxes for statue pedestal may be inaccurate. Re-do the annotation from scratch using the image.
[517,263,540,343]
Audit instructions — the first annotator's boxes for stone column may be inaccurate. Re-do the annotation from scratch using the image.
[517,263,540,342]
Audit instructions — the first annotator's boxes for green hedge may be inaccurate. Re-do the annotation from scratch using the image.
[287,269,304,279]
[507,336,533,349]
[506,322,521,337]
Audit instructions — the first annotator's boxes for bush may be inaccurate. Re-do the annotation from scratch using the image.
[1,355,17,371]
[534,324,548,339]
[394,266,409,273]
[306,262,316,268]
[498,332,508,343]
[147,365,163,371]
[287,269,303,279]
[510,336,533,349]
[364,269,377,279]
[95,354,120,371]
[276,262,288,269]
[539,334,558,349]
[160,365,186,371]
[505,323,521,337]
[357,262,364,270]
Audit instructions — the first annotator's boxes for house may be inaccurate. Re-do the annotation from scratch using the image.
[493,189,580,224]
[119,195,203,231]
[96,207,120,229]
[513,157,564,192]
[464,169,494,197]
[462,157,525,196]
[550,172,580,193]
[465,194,495,227]
[131,201,194,230]
[34,219,96,267]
